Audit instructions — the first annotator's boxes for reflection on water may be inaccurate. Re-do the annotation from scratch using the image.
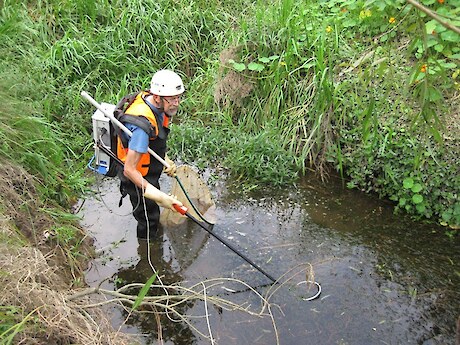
[81,172,459,345]
[116,236,197,344]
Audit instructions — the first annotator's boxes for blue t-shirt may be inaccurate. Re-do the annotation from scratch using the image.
[124,123,149,153]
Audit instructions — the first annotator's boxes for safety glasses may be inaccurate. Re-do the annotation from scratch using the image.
[162,95,182,105]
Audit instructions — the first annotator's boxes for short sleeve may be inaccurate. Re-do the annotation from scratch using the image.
[125,124,149,153]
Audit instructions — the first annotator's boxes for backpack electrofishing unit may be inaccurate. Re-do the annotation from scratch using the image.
[89,102,119,176]
[88,93,164,177]
[89,93,159,177]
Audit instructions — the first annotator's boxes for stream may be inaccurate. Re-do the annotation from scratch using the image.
[80,170,459,345]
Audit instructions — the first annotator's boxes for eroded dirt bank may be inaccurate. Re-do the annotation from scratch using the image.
[0,161,133,344]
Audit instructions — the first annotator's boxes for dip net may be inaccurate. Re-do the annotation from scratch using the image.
[160,165,216,227]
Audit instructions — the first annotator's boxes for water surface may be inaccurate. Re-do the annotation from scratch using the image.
[81,171,459,345]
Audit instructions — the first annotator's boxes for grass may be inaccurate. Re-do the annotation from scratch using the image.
[0,0,458,343]
[0,0,458,231]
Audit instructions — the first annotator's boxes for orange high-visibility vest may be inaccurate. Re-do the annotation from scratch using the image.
[116,92,170,176]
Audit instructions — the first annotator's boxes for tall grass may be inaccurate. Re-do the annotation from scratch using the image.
[0,0,457,226]
[0,2,91,206]
[208,1,343,173]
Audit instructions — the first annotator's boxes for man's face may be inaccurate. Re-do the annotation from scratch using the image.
[161,95,182,116]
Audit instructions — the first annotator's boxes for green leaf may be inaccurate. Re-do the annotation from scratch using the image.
[425,20,437,34]
[442,211,452,222]
[416,203,426,214]
[259,57,270,63]
[428,86,442,102]
[427,37,438,48]
[132,273,158,311]
[343,19,357,27]
[434,43,444,52]
[403,178,414,189]
[248,62,265,72]
[440,31,460,42]
[438,61,458,69]
[269,55,280,61]
[233,62,246,72]
[412,194,424,204]
[429,126,442,143]
[399,197,407,206]
[411,183,423,193]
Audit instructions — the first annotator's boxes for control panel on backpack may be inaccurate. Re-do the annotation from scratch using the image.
[91,103,116,176]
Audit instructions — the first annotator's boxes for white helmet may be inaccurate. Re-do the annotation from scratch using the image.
[150,69,185,96]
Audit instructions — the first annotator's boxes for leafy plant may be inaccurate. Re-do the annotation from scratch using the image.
[225,130,298,186]
[400,177,426,214]
[227,55,280,72]
[131,273,158,311]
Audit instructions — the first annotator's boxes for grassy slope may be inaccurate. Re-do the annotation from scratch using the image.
[1,0,458,232]
[0,0,458,342]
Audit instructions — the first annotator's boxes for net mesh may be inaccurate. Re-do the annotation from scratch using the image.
[160,165,216,226]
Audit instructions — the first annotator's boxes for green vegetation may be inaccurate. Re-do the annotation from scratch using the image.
[0,307,38,345]
[0,0,458,342]
[1,0,458,226]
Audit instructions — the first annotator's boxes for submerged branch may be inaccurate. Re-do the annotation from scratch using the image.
[66,269,318,345]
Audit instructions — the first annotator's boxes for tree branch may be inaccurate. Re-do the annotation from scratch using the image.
[406,0,460,35]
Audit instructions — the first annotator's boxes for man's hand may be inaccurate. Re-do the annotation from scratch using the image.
[144,184,183,211]
[163,156,177,177]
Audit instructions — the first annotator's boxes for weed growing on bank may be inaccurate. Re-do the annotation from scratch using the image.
[1,0,458,232]
[0,0,459,342]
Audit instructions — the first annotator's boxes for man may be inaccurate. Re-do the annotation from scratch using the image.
[117,69,184,239]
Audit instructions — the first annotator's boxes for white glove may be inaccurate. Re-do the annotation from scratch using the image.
[144,184,182,211]
[163,156,177,177]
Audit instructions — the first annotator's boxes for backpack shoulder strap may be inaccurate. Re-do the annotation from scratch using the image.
[113,92,138,120]
[113,92,155,140]
[118,114,154,137]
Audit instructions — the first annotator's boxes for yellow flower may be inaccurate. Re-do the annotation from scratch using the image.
[359,9,372,19]
[389,17,395,24]
[421,64,427,73]
[326,26,333,33]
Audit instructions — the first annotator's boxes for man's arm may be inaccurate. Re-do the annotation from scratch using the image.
[123,148,182,211]
[123,149,146,189]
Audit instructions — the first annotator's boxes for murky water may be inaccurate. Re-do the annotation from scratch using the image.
[80,171,459,345]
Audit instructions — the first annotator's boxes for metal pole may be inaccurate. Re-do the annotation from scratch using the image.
[175,205,277,283]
